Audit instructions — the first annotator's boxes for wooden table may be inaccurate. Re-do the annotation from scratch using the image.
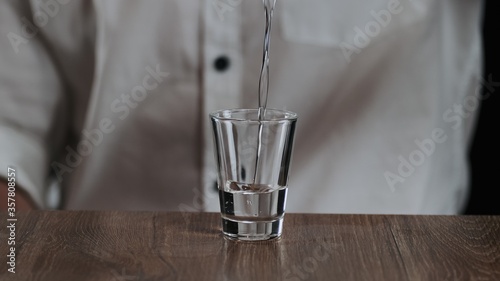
[1,211,499,280]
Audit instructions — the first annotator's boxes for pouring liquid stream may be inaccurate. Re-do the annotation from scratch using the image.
[253,0,277,185]
[258,0,276,119]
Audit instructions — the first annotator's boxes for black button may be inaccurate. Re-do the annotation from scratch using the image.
[213,181,219,192]
[214,56,230,72]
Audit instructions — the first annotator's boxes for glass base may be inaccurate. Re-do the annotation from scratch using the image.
[221,217,283,241]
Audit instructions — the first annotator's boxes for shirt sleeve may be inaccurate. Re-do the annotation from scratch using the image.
[0,1,68,208]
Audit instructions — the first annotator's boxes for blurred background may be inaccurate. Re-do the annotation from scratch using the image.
[465,0,499,215]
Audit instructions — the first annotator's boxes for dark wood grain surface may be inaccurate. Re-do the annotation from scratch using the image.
[1,211,499,280]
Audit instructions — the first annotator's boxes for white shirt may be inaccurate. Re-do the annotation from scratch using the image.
[0,0,484,214]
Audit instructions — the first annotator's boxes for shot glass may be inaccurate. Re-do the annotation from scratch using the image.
[210,108,297,241]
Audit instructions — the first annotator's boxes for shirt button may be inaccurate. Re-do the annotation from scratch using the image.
[214,56,230,72]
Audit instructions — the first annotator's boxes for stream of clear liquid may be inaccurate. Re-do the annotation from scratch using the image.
[253,0,277,184]
[258,0,276,117]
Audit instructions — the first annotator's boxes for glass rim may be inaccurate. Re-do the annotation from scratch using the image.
[210,108,297,122]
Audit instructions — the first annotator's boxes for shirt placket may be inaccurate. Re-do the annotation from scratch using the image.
[201,0,243,212]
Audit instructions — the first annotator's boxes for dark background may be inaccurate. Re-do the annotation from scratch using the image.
[465,0,499,215]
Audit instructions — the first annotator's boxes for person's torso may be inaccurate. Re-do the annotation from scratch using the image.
[42,0,483,213]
